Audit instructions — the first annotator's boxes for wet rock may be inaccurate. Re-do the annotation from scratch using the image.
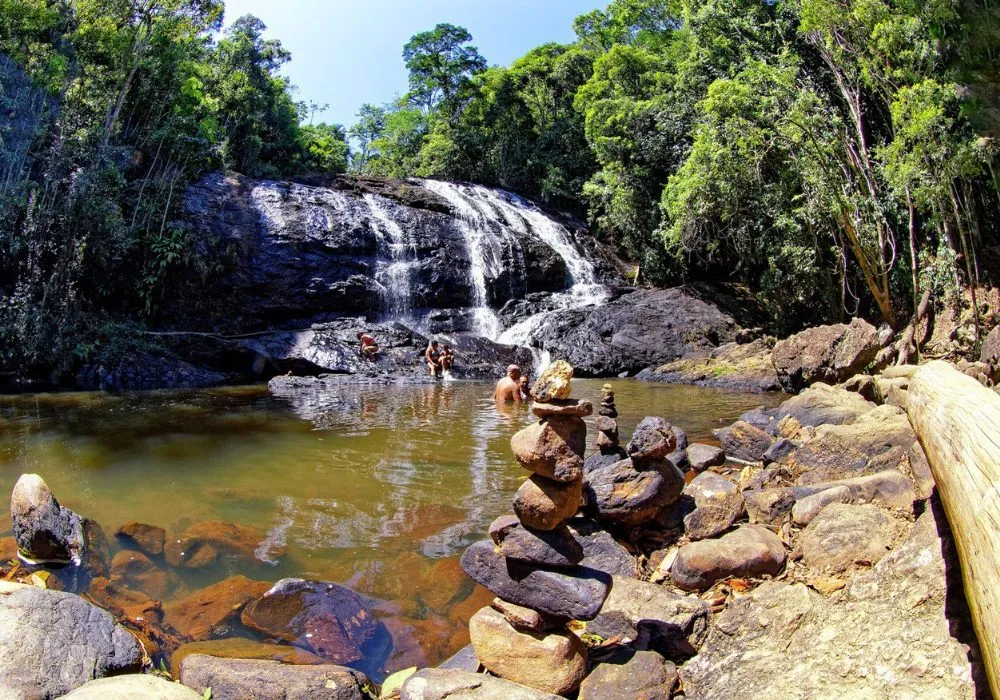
[670,525,786,591]
[584,457,684,527]
[401,668,560,700]
[491,598,558,632]
[686,443,725,472]
[684,504,740,541]
[180,655,371,700]
[164,520,279,569]
[165,575,271,641]
[800,503,901,574]
[510,417,585,483]
[489,517,583,568]
[679,510,974,699]
[791,486,852,526]
[87,576,163,626]
[115,521,166,556]
[579,649,678,700]
[567,517,638,578]
[110,550,172,598]
[588,576,710,658]
[530,360,573,402]
[762,437,795,464]
[512,475,582,531]
[62,674,202,699]
[171,637,326,677]
[459,540,610,620]
[771,317,880,392]
[0,580,145,698]
[10,473,85,564]
[240,578,391,675]
[685,471,739,508]
[531,399,592,418]
[626,417,677,462]
[470,607,588,695]
[714,420,773,462]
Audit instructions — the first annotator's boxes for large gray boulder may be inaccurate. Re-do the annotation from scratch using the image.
[771,318,880,392]
[401,668,560,700]
[180,655,370,700]
[61,675,202,699]
[10,473,85,564]
[579,650,677,700]
[0,581,145,698]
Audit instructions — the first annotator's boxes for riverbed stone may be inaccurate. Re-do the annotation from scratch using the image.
[469,607,588,696]
[115,521,166,556]
[567,517,638,578]
[170,637,326,677]
[771,317,880,392]
[180,655,371,700]
[800,503,900,574]
[530,360,574,402]
[489,516,583,568]
[772,383,876,427]
[686,443,726,472]
[110,549,172,598]
[512,475,582,531]
[240,578,391,674]
[165,519,280,569]
[684,504,740,541]
[491,598,558,631]
[685,471,739,508]
[588,575,710,657]
[626,417,677,462]
[165,575,271,641]
[87,576,163,625]
[62,674,202,699]
[670,525,786,591]
[579,650,677,700]
[714,420,774,462]
[459,540,610,620]
[10,473,85,564]
[0,580,145,698]
[531,399,592,418]
[762,436,795,464]
[791,485,852,526]
[584,457,684,527]
[401,668,560,700]
[594,415,618,440]
[510,416,585,483]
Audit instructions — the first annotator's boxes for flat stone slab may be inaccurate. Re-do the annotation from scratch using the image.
[180,655,370,700]
[489,516,584,568]
[670,525,786,591]
[62,674,202,699]
[401,668,560,699]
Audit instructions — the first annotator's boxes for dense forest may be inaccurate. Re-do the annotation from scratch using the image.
[1,0,999,379]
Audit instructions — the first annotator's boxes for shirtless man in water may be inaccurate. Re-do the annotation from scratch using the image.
[494,365,523,403]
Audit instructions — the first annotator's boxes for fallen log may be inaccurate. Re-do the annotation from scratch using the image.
[906,360,1000,697]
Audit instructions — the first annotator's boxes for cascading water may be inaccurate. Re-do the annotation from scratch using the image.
[364,193,415,318]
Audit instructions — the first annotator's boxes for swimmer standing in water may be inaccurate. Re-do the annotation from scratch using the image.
[493,364,523,404]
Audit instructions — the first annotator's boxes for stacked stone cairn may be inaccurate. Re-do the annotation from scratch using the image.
[459,360,611,696]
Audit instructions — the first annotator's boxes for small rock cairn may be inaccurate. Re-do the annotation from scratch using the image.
[593,383,624,461]
[459,360,610,696]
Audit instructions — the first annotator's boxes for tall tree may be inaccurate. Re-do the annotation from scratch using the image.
[403,23,487,116]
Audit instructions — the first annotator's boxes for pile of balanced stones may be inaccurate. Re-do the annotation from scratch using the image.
[459,360,608,696]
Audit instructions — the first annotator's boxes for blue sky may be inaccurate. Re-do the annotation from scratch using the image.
[221,0,602,129]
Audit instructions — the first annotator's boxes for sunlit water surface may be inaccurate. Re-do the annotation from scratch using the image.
[0,379,784,673]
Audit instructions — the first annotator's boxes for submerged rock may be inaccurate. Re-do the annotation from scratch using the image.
[0,581,145,698]
[110,549,173,599]
[165,575,271,641]
[469,606,588,695]
[180,655,371,700]
[670,525,786,591]
[170,637,326,677]
[164,520,279,569]
[10,473,85,564]
[115,521,166,556]
[579,649,678,700]
[401,668,560,700]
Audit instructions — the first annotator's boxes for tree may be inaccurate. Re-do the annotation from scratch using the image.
[349,103,387,173]
[403,23,487,116]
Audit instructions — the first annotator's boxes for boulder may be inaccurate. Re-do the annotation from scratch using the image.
[469,607,588,695]
[530,360,573,402]
[165,575,271,641]
[567,517,638,578]
[714,421,773,463]
[579,650,678,700]
[762,437,795,464]
[584,457,684,527]
[679,510,975,699]
[637,338,781,392]
[684,504,741,541]
[799,503,902,574]
[240,579,391,675]
[165,520,279,569]
[790,485,852,526]
[110,549,173,598]
[588,576,709,658]
[771,383,876,427]
[0,581,144,698]
[685,471,740,508]
[686,443,726,472]
[400,668,560,700]
[62,674,202,699]
[512,475,582,531]
[459,540,610,620]
[531,399,592,418]
[670,525,786,591]
[626,417,677,462]
[489,516,583,568]
[170,638,326,677]
[583,450,625,473]
[771,317,880,392]
[180,655,371,700]
[510,417,586,483]
[10,473,85,564]
[115,521,166,556]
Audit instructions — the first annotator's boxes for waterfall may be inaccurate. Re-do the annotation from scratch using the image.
[364,193,415,318]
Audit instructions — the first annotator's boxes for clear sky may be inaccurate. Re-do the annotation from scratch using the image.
[221,0,602,129]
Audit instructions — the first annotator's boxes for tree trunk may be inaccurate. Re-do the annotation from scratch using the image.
[906,361,1000,699]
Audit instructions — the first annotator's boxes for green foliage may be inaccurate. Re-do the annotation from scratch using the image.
[403,23,487,115]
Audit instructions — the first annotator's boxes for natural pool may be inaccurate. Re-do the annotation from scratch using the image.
[0,379,784,676]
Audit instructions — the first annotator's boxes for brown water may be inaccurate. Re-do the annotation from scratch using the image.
[0,379,784,675]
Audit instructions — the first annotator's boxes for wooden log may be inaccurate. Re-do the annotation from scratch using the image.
[906,360,1000,697]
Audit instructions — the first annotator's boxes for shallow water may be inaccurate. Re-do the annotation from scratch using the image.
[0,379,784,674]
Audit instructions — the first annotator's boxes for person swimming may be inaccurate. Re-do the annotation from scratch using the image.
[518,375,530,401]
[494,364,523,403]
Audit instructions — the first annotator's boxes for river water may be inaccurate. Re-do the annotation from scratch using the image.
[0,379,783,674]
